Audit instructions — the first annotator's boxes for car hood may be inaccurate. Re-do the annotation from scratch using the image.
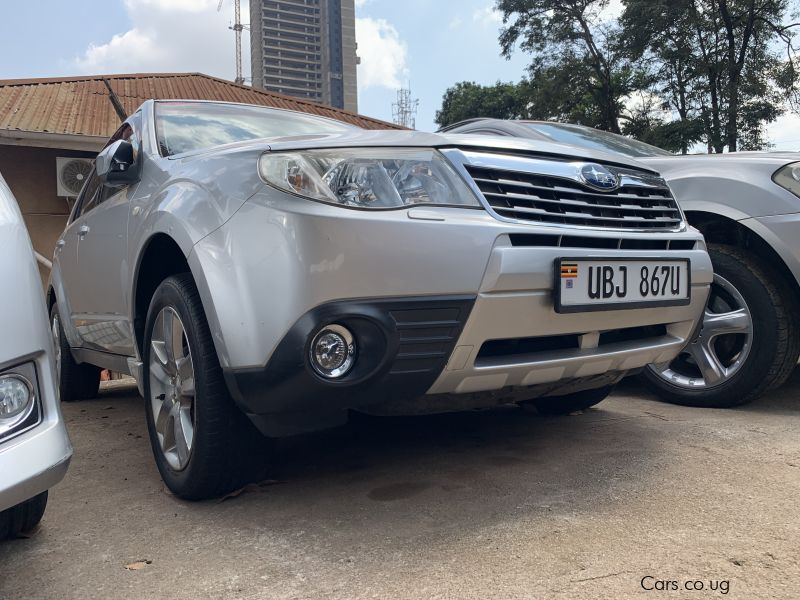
[248,130,660,173]
[640,151,799,173]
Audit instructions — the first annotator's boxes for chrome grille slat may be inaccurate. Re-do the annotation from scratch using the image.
[492,206,679,225]
[481,191,677,214]
[467,163,683,231]
[472,177,672,200]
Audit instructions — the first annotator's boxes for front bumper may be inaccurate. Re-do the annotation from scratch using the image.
[427,237,710,396]
[201,198,711,435]
[0,355,72,513]
[0,423,71,512]
[223,295,476,434]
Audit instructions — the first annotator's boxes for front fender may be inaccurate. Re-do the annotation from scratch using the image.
[127,166,266,366]
[130,180,225,259]
[663,163,800,220]
[741,214,800,289]
[128,177,249,335]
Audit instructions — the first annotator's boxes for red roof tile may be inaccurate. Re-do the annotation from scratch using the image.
[0,72,399,138]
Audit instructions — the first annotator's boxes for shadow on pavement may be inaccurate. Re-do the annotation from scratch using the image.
[59,377,669,540]
[617,365,800,416]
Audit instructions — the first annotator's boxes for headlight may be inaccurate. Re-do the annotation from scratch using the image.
[773,162,800,198]
[0,374,34,432]
[259,148,481,209]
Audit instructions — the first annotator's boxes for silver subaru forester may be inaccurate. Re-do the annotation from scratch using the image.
[49,100,711,499]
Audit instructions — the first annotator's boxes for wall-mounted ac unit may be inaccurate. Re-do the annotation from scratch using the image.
[56,157,93,197]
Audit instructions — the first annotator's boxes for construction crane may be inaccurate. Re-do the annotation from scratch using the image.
[218,0,247,85]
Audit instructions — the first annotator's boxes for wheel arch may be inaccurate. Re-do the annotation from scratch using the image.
[45,272,82,349]
[131,233,194,358]
[46,285,57,313]
[685,210,800,304]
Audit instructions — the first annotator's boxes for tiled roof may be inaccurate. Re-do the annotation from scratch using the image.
[0,72,399,138]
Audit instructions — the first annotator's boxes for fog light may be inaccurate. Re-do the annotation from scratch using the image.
[0,375,33,423]
[309,324,356,379]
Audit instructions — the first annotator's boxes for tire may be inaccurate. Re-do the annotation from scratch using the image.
[0,492,48,540]
[51,303,101,402]
[643,244,800,408]
[524,385,614,416]
[143,274,266,500]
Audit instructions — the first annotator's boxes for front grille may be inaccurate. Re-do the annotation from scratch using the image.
[475,325,669,364]
[466,164,683,231]
[507,233,696,251]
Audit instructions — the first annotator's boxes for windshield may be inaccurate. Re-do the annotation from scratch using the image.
[524,122,673,158]
[155,102,354,156]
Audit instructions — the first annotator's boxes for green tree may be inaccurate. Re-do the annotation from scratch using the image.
[434,81,529,128]
[524,59,615,126]
[495,0,637,133]
[619,1,705,152]
[622,0,800,152]
[437,0,800,153]
[621,90,706,152]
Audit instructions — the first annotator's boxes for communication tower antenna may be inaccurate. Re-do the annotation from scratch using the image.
[392,85,419,129]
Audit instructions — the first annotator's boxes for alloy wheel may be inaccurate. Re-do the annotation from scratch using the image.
[651,274,753,389]
[148,307,196,471]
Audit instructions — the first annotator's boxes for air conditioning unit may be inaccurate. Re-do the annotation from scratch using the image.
[56,157,93,197]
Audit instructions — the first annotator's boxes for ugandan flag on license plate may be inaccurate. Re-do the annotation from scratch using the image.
[560,263,578,278]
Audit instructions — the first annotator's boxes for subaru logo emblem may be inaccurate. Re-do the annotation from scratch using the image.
[580,163,618,191]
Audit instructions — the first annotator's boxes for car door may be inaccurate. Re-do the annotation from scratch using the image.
[54,167,102,346]
[69,116,142,355]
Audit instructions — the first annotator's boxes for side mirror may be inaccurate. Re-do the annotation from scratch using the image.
[96,139,140,186]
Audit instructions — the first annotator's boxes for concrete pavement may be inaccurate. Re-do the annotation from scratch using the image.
[1,374,799,599]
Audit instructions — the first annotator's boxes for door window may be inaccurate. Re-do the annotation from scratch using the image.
[73,113,142,219]
[72,168,102,221]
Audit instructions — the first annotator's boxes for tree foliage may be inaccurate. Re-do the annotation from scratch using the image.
[495,0,637,133]
[434,81,530,127]
[622,0,800,152]
[435,0,800,152]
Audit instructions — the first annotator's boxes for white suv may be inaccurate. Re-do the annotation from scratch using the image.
[0,173,72,539]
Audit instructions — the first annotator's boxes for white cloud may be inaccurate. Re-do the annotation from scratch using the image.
[472,5,502,26]
[602,0,625,19]
[355,17,408,90]
[72,0,248,81]
[767,113,800,151]
[354,0,371,7]
[128,0,214,12]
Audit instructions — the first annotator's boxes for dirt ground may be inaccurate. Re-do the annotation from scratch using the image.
[1,373,799,600]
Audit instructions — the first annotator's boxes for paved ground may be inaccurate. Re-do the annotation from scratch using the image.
[1,373,799,600]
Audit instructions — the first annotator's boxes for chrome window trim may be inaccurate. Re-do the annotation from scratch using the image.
[441,148,687,234]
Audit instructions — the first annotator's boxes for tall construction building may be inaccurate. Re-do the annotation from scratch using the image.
[249,0,358,112]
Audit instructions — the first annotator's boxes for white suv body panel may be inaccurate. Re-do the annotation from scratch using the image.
[0,174,72,512]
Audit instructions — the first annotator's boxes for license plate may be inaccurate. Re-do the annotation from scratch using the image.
[554,257,691,313]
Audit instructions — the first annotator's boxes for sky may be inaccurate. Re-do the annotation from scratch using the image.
[1,0,799,148]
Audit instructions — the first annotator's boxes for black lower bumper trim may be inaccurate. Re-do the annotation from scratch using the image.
[223,295,475,430]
